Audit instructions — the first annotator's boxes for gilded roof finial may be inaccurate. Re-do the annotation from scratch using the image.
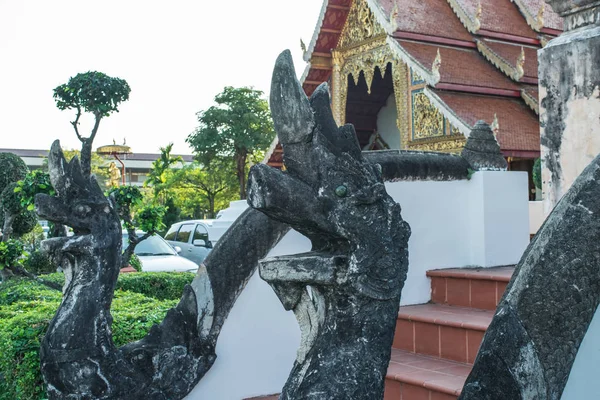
[491,113,499,137]
[536,3,545,29]
[515,47,525,81]
[300,39,307,54]
[474,0,482,31]
[432,49,442,83]
[389,2,399,31]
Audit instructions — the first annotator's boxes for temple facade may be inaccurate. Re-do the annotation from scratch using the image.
[266,0,562,199]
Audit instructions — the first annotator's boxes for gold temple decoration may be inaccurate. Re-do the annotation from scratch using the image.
[491,113,500,136]
[330,0,468,152]
[536,3,545,29]
[515,47,526,81]
[300,39,307,53]
[408,136,466,153]
[412,91,445,140]
[389,2,399,32]
[474,1,482,31]
[338,0,385,49]
[106,162,121,188]
[431,49,442,83]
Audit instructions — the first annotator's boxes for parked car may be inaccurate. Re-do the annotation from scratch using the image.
[164,221,213,265]
[122,233,198,273]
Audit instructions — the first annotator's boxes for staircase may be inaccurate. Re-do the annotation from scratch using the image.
[384,266,514,400]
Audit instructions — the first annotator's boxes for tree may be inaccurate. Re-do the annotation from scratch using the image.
[169,157,237,218]
[54,71,130,177]
[145,143,183,203]
[187,87,275,199]
[109,186,166,268]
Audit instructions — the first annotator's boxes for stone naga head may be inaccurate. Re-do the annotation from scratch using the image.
[249,50,410,303]
[247,50,410,398]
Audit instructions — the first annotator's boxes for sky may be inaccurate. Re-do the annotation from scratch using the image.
[0,0,324,155]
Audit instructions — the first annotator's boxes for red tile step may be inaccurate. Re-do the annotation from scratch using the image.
[427,266,515,310]
[393,303,493,363]
[385,348,471,400]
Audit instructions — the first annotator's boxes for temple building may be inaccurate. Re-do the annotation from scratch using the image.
[266,0,562,199]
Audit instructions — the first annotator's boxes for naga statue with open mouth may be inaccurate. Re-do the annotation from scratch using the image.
[247,50,411,399]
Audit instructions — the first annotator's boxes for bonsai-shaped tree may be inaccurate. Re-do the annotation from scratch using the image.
[53,71,130,177]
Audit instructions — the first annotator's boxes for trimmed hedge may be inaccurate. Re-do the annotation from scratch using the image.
[43,271,195,300]
[0,273,192,400]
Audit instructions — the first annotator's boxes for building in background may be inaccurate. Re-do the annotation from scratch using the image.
[0,148,194,187]
[266,0,563,200]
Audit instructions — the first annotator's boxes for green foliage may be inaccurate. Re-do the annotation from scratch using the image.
[161,197,181,234]
[0,277,180,399]
[110,185,144,209]
[169,158,237,218]
[14,171,55,211]
[533,158,542,190]
[1,183,22,214]
[0,240,25,270]
[24,251,55,276]
[145,143,183,200]
[187,86,275,199]
[0,153,28,192]
[0,210,38,238]
[43,272,194,300]
[128,253,142,272]
[115,272,195,300]
[135,204,166,234]
[53,71,131,118]
[19,225,45,252]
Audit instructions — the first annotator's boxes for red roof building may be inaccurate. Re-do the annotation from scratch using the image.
[266,0,562,198]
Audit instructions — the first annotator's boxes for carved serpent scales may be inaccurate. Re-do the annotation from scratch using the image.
[247,50,411,399]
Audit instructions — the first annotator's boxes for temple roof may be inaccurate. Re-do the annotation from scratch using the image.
[267,0,564,167]
[431,89,541,155]
[396,40,522,92]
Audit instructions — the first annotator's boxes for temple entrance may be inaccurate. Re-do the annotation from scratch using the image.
[344,63,399,150]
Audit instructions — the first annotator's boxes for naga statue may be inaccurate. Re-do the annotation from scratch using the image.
[35,142,288,399]
[34,49,410,399]
[247,50,411,399]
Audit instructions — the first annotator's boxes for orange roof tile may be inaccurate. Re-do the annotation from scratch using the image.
[447,0,539,39]
[378,0,473,42]
[397,40,521,91]
[432,89,540,152]
[512,0,563,31]
[477,39,539,81]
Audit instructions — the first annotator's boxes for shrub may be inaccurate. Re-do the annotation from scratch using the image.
[0,278,178,400]
[25,251,55,276]
[0,153,28,192]
[115,272,195,300]
[43,272,195,300]
[533,157,542,190]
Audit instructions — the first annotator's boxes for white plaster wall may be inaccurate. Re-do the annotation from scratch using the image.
[561,306,600,400]
[529,201,545,235]
[386,171,529,305]
[186,231,308,400]
[376,94,402,149]
[187,171,529,398]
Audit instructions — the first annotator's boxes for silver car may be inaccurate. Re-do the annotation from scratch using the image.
[122,233,198,273]
[164,221,213,265]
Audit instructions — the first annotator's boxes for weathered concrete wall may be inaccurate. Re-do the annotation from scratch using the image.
[539,10,600,213]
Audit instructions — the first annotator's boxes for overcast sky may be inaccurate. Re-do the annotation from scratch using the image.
[0,0,324,155]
